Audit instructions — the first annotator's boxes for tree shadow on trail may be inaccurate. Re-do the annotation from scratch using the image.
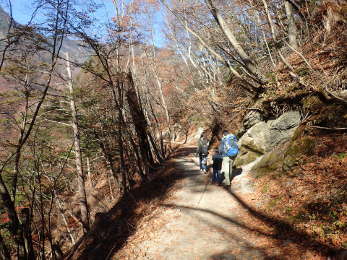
[64,147,197,260]
[169,206,275,259]
[161,187,336,258]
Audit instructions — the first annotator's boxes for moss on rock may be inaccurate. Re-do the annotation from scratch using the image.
[251,132,317,176]
[283,136,316,172]
[234,150,262,168]
[251,146,286,177]
[302,95,324,111]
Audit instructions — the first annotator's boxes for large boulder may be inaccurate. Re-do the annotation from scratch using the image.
[269,111,301,131]
[234,122,270,167]
[243,110,263,130]
[234,111,301,167]
[234,149,263,167]
[251,133,317,176]
[250,147,286,177]
[238,121,270,154]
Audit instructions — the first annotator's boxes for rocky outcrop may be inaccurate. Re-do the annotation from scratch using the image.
[251,132,317,176]
[243,110,263,130]
[234,111,301,167]
[250,146,286,177]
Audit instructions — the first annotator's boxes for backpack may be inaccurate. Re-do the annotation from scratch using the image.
[222,134,238,157]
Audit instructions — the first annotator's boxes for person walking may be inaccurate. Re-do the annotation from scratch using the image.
[212,149,223,185]
[218,130,239,186]
[196,132,209,173]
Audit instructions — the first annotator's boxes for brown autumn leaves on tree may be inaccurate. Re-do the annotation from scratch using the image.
[0,0,346,258]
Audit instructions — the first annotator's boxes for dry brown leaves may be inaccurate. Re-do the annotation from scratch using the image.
[253,133,347,254]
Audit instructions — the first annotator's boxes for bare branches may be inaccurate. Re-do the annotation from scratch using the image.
[0,0,72,257]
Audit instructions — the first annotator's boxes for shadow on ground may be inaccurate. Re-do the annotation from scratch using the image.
[64,146,336,259]
[161,186,336,259]
[64,147,197,260]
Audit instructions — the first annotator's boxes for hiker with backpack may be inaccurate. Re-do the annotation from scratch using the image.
[218,130,239,186]
[196,132,209,173]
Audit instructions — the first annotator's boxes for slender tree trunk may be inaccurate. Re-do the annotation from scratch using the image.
[150,32,170,124]
[0,176,19,233]
[0,175,28,258]
[97,134,122,191]
[65,53,89,232]
[117,117,129,193]
[205,0,265,83]
[285,0,299,49]
[148,131,165,162]
[260,0,276,39]
[56,197,75,244]
[255,11,276,68]
[86,157,92,186]
[116,80,132,191]
[19,208,35,260]
[126,128,147,181]
[259,0,298,77]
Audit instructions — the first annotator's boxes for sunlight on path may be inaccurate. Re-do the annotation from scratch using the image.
[113,149,269,260]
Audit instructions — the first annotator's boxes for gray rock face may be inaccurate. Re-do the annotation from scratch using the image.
[243,110,263,130]
[235,111,301,167]
[269,111,301,131]
[240,122,269,153]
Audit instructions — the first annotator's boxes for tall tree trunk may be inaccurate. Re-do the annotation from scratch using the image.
[55,197,75,244]
[65,53,89,232]
[150,31,170,124]
[148,131,165,162]
[205,0,265,84]
[0,176,27,257]
[125,72,155,172]
[86,157,92,186]
[256,11,276,68]
[19,208,35,259]
[285,0,299,49]
[124,126,147,180]
[117,115,129,193]
[260,0,276,39]
[259,0,298,76]
[97,134,120,189]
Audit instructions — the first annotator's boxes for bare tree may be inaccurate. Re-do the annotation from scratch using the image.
[65,52,90,232]
[285,0,299,49]
[205,0,265,84]
[0,0,71,257]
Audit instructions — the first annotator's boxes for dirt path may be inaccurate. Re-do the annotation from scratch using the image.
[113,147,286,260]
[67,146,328,259]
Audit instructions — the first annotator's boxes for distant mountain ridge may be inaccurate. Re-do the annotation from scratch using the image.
[0,5,14,38]
[0,5,90,63]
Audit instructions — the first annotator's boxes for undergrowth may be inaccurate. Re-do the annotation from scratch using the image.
[255,131,347,251]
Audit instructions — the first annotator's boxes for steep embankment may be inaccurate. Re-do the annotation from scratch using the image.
[234,106,346,255]
[230,21,347,255]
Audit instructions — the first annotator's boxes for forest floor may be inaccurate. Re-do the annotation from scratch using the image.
[112,146,327,260]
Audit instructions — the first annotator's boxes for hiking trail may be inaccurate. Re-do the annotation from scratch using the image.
[112,146,306,260]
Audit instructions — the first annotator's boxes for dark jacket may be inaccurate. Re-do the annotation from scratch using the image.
[197,137,209,155]
[212,154,223,171]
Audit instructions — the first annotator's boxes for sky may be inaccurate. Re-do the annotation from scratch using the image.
[0,0,166,47]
